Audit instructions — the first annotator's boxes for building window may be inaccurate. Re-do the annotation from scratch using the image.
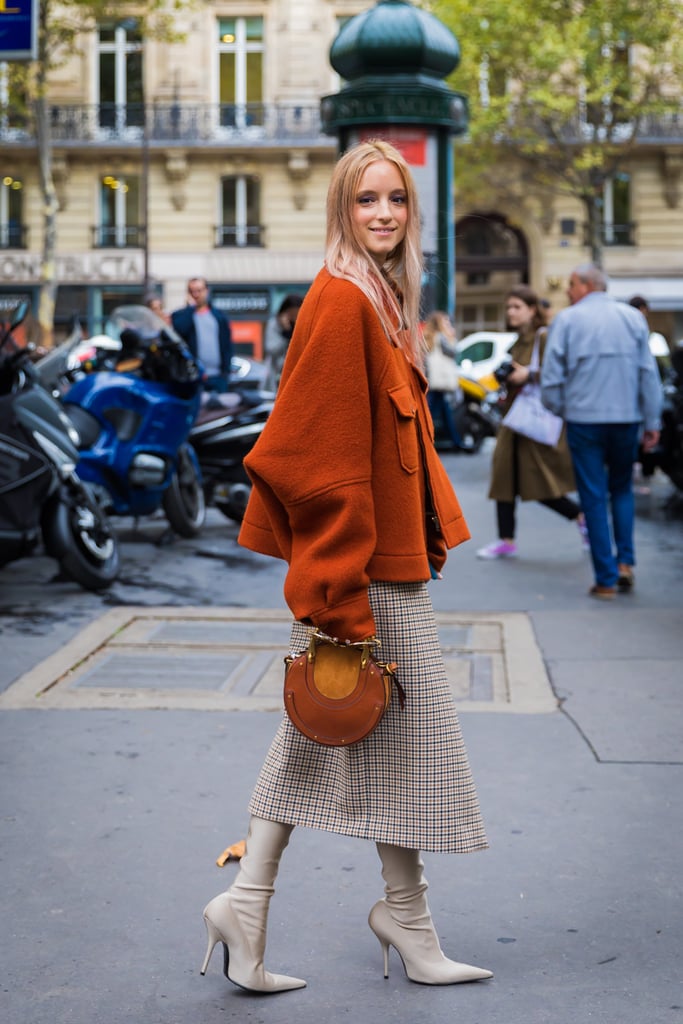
[584,40,631,128]
[217,176,262,247]
[95,175,144,247]
[0,175,25,248]
[217,17,264,128]
[98,23,143,133]
[602,173,633,245]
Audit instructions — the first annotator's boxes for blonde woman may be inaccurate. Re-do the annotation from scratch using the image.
[422,311,472,450]
[200,141,491,993]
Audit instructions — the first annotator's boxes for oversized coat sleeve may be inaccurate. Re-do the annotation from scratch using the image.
[241,279,381,642]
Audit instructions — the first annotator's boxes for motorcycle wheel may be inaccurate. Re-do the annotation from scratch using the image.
[43,488,120,591]
[453,406,490,454]
[215,496,249,523]
[163,446,206,537]
[213,479,252,523]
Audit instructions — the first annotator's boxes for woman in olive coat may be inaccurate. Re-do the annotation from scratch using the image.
[477,285,587,559]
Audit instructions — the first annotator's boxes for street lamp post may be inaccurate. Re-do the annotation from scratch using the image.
[142,99,150,294]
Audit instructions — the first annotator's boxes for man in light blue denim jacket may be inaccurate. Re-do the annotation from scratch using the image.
[541,263,663,599]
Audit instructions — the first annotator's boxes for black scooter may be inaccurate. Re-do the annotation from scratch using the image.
[0,303,120,589]
[641,346,683,493]
[189,384,274,522]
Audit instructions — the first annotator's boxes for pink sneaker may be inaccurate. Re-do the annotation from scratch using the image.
[476,540,517,560]
[576,515,590,551]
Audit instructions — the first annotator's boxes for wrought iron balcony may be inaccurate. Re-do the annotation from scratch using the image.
[0,224,28,249]
[501,105,683,146]
[582,222,636,247]
[91,225,146,248]
[0,102,331,147]
[214,225,266,248]
[4,101,683,148]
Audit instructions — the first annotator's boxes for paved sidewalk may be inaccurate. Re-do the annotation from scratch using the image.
[1,450,681,1024]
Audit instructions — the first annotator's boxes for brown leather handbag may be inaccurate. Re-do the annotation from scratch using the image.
[283,630,404,746]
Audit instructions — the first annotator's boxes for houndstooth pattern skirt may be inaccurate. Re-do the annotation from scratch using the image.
[248,581,488,853]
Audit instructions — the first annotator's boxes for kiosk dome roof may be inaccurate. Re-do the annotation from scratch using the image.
[330,0,460,82]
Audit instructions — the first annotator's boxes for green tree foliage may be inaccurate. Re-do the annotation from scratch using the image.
[428,0,683,263]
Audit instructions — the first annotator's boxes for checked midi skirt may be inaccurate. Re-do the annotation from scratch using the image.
[249,581,488,854]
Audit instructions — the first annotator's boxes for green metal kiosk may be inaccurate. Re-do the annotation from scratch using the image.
[321,0,468,315]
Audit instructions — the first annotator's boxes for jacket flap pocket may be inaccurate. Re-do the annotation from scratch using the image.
[387,384,417,419]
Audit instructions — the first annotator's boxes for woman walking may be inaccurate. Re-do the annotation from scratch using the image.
[477,285,587,559]
[199,140,491,992]
[423,311,472,451]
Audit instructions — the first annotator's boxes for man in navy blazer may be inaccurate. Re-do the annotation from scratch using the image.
[171,277,232,392]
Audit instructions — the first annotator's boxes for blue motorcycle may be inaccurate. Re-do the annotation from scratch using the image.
[39,306,206,537]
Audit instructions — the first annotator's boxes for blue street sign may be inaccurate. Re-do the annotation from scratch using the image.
[0,0,37,61]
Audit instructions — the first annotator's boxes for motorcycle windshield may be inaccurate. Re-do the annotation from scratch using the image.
[105,306,184,346]
[35,338,73,387]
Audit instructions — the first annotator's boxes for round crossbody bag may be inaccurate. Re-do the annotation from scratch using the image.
[283,630,405,747]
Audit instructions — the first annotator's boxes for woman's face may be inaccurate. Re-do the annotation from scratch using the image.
[351,160,408,267]
[505,296,535,329]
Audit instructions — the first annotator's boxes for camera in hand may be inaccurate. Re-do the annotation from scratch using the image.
[494,355,515,384]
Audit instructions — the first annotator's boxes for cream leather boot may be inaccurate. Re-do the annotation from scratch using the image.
[200,816,306,992]
[369,843,492,984]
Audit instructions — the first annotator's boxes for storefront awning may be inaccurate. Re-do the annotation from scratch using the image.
[153,249,325,286]
[608,276,683,311]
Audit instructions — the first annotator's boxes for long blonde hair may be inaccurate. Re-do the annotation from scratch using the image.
[422,311,454,353]
[325,139,423,361]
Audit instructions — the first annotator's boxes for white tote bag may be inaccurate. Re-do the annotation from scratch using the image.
[502,333,563,447]
[426,343,459,393]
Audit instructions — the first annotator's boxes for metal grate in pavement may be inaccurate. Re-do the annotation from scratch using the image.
[0,607,557,713]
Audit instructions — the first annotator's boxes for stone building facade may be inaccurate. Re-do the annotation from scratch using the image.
[0,0,366,350]
[1,0,682,348]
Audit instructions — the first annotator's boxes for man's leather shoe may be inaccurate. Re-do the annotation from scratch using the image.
[617,565,634,592]
[589,585,616,600]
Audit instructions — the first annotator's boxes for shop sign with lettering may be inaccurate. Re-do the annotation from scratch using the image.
[0,251,144,284]
[212,291,270,314]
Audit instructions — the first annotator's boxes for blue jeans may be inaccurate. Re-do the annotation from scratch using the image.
[427,390,464,447]
[566,422,640,587]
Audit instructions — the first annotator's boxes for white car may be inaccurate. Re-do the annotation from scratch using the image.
[455,331,516,381]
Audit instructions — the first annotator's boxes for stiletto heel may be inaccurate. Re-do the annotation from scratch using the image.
[200,917,222,976]
[378,935,390,978]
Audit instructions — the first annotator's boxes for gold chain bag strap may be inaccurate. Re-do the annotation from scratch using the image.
[283,629,405,746]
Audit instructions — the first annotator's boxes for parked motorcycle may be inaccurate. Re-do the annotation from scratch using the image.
[0,302,120,589]
[189,386,274,522]
[640,346,683,492]
[447,369,502,453]
[38,306,206,537]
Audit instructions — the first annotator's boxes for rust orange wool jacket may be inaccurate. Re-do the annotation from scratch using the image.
[238,267,470,642]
